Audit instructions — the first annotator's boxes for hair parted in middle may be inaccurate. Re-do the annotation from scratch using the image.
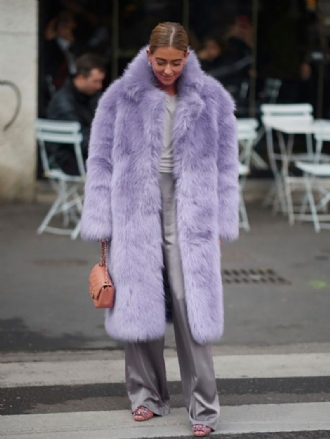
[149,22,189,54]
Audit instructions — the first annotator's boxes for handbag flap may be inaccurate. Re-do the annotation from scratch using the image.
[89,263,113,299]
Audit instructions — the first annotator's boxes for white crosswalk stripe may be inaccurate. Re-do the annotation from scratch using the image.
[2,403,330,438]
[1,352,330,388]
[1,350,330,438]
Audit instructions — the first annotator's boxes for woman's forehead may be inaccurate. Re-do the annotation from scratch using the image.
[152,46,185,60]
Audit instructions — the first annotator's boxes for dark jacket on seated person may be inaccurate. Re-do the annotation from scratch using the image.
[47,79,101,175]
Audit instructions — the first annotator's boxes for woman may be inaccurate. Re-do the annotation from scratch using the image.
[81,22,239,438]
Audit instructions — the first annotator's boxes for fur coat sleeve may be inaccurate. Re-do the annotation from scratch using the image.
[80,85,117,241]
[216,96,239,242]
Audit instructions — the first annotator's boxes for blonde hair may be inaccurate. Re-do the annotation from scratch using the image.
[149,22,189,54]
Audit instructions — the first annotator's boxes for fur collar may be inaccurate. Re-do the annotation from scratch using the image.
[121,46,205,102]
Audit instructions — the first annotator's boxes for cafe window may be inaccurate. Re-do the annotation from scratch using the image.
[38,0,330,119]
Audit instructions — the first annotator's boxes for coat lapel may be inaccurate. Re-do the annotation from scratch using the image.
[121,46,206,178]
[173,88,205,144]
[140,87,166,160]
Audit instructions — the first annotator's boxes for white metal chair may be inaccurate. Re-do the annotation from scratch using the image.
[237,118,259,170]
[261,104,318,222]
[285,120,330,225]
[35,119,85,239]
[238,163,250,232]
[313,123,330,163]
[237,118,258,231]
[295,161,330,232]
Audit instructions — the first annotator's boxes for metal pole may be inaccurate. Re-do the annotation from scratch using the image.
[249,0,258,118]
[316,58,325,118]
[315,10,328,119]
[111,0,119,82]
[183,0,189,33]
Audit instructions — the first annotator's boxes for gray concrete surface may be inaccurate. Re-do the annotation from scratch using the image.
[1,202,330,352]
[2,403,330,438]
[0,350,330,389]
[2,353,330,388]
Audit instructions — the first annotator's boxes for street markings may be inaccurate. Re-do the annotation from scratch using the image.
[1,353,330,388]
[1,351,330,438]
[1,403,330,438]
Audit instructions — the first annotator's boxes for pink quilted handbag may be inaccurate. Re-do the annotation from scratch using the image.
[89,241,115,308]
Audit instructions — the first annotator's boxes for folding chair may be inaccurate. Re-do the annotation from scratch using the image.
[35,119,85,239]
[261,104,316,220]
[295,161,330,232]
[237,118,259,170]
[236,118,258,231]
[238,163,250,232]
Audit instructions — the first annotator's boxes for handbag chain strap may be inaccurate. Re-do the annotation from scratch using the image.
[100,240,111,285]
[100,240,107,266]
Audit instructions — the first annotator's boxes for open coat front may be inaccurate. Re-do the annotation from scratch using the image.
[81,47,239,344]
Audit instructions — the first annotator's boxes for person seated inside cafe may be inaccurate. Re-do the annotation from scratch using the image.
[47,53,106,175]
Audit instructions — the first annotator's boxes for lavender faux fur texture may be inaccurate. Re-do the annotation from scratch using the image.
[81,47,239,344]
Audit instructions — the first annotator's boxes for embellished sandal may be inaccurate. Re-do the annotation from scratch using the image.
[133,406,154,422]
[192,424,212,437]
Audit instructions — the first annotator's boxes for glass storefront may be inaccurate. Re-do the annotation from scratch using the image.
[38,0,330,119]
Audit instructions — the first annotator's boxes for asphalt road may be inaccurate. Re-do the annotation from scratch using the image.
[1,202,330,438]
[0,202,330,352]
[1,350,330,438]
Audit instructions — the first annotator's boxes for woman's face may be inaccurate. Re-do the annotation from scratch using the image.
[147,46,189,87]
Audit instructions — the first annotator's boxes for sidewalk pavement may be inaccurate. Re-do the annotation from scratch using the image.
[1,199,330,353]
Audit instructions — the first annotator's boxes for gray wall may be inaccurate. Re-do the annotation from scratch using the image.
[0,0,37,201]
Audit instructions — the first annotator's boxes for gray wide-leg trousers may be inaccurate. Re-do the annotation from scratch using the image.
[124,172,220,430]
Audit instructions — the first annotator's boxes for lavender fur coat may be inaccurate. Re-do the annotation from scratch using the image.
[81,47,239,345]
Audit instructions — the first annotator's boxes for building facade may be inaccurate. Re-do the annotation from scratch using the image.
[0,0,37,202]
[0,0,329,201]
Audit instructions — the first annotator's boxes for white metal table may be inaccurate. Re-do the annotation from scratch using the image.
[263,119,330,224]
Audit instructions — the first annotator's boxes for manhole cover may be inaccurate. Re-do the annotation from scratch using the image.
[221,268,290,285]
